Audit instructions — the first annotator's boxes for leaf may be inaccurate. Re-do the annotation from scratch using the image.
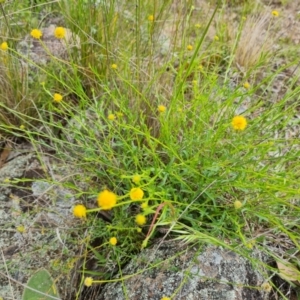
[277,261,300,285]
[22,268,60,300]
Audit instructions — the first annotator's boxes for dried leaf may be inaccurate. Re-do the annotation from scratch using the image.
[277,261,300,285]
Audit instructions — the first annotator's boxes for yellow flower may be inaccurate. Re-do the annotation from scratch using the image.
[214,35,219,41]
[195,23,201,28]
[271,10,279,17]
[109,237,117,246]
[148,15,154,22]
[161,297,171,300]
[158,105,166,113]
[84,277,93,287]
[132,174,141,184]
[0,42,8,51]
[53,93,63,103]
[19,125,25,130]
[231,116,247,131]
[16,225,25,233]
[187,44,193,51]
[111,63,117,69]
[234,200,243,210]
[135,214,146,226]
[130,187,144,200]
[108,113,116,121]
[30,29,43,39]
[97,190,117,210]
[54,27,66,39]
[73,204,87,218]
[243,82,250,89]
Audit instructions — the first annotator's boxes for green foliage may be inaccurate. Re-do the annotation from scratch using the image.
[22,269,60,300]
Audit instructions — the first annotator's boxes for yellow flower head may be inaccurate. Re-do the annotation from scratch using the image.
[0,42,8,51]
[148,15,154,22]
[132,174,141,184]
[130,187,144,200]
[234,200,243,210]
[214,35,219,41]
[84,277,93,287]
[187,44,193,51]
[272,10,279,17]
[19,125,25,130]
[16,225,25,233]
[108,113,116,121]
[97,189,117,210]
[109,237,117,246]
[111,63,117,69]
[231,115,247,131]
[73,204,87,218]
[54,27,66,39]
[158,105,166,113]
[53,93,63,103]
[135,214,146,226]
[195,23,201,28]
[161,297,171,300]
[243,82,250,89]
[30,29,43,39]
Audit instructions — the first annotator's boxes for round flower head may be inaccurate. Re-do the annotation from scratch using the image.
[130,187,144,200]
[84,277,93,287]
[214,35,219,41]
[148,15,154,22]
[234,200,242,210]
[231,116,247,131]
[243,82,250,89]
[158,105,166,113]
[272,10,279,17]
[187,44,193,51]
[111,63,117,69]
[108,113,115,121]
[53,93,63,103]
[135,214,146,226]
[97,189,117,210]
[54,27,66,39]
[31,29,42,39]
[261,282,272,292]
[109,237,117,246]
[73,204,87,218]
[0,42,8,51]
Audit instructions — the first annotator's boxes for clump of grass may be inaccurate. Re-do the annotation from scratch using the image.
[1,1,300,299]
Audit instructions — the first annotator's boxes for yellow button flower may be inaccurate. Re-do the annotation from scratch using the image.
[97,190,117,210]
[231,116,247,131]
[135,214,146,226]
[53,93,63,103]
[84,277,93,287]
[158,105,166,113]
[31,29,43,39]
[73,204,87,218]
[130,187,144,200]
[0,42,8,51]
[109,237,117,246]
[54,27,66,39]
[234,200,243,209]
[148,15,154,22]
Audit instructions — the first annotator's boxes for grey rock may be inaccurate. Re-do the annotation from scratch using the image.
[98,241,269,300]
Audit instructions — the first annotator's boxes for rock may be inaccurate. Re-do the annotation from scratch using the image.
[98,241,269,300]
[17,24,80,66]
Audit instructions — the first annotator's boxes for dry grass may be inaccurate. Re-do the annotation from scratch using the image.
[231,12,277,71]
